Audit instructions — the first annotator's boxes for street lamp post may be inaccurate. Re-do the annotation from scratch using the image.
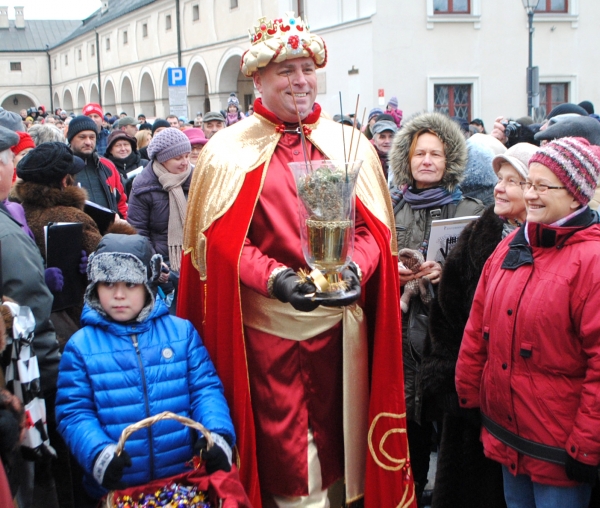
[522,0,541,118]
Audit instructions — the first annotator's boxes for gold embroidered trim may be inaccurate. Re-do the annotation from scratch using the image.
[367,411,408,472]
[267,266,289,298]
[350,261,362,283]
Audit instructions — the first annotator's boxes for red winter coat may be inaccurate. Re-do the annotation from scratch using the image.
[456,218,600,487]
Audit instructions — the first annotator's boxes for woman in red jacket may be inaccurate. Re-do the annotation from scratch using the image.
[456,137,600,508]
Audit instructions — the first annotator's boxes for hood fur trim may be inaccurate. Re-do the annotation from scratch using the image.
[15,181,87,210]
[389,112,467,192]
[84,252,162,323]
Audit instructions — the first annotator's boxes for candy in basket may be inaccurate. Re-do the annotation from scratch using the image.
[103,412,250,508]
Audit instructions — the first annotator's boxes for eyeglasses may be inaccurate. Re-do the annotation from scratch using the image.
[519,182,566,193]
[496,177,523,187]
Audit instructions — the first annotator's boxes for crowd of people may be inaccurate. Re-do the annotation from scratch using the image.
[0,10,600,508]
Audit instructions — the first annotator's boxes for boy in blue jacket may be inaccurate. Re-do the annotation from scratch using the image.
[55,234,235,503]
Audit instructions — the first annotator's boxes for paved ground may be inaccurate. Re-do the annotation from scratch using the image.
[423,451,437,508]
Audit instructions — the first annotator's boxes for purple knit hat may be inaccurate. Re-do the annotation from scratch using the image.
[529,137,600,205]
[147,127,191,163]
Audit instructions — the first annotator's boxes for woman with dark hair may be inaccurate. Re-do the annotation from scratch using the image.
[15,142,135,343]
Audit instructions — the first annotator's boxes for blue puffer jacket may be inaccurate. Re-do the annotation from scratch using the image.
[55,299,235,498]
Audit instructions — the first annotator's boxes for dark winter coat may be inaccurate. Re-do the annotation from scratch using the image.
[127,162,193,262]
[457,212,600,487]
[388,112,485,423]
[75,153,128,219]
[0,203,60,396]
[15,182,136,341]
[420,205,507,508]
[105,151,148,196]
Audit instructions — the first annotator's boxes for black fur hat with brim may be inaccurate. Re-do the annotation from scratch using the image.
[85,234,162,322]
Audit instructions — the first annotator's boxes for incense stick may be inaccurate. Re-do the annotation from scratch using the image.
[287,76,312,171]
[339,92,348,165]
[347,94,360,164]
[353,107,367,162]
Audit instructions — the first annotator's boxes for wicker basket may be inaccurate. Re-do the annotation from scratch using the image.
[103,411,215,507]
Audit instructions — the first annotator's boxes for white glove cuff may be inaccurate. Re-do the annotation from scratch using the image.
[93,443,117,485]
[211,432,233,466]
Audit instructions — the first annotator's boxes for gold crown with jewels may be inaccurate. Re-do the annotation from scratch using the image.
[241,12,327,77]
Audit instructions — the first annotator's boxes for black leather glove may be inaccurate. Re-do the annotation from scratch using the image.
[100,450,132,490]
[0,409,21,453]
[272,268,319,312]
[565,454,598,485]
[319,264,361,307]
[195,437,231,474]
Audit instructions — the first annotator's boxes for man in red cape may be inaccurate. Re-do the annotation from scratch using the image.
[178,12,416,508]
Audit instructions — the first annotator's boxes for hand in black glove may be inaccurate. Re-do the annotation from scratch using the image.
[319,264,361,307]
[0,409,21,453]
[101,450,132,490]
[272,268,319,313]
[565,454,598,485]
[195,437,231,474]
[459,407,481,427]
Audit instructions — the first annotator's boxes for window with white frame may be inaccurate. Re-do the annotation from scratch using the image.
[123,30,128,44]
[434,0,470,13]
[536,0,568,13]
[535,82,569,122]
[166,14,172,30]
[192,4,199,21]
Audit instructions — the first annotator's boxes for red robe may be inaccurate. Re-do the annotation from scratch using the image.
[178,99,416,508]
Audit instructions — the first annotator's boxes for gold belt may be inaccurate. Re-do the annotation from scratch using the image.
[240,285,368,502]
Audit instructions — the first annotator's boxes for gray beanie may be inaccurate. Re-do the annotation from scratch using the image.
[147,127,191,163]
[0,107,25,132]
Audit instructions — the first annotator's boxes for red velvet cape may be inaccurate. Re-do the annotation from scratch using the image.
[178,144,415,508]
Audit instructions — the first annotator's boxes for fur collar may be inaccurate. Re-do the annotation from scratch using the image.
[389,112,467,192]
[15,181,88,210]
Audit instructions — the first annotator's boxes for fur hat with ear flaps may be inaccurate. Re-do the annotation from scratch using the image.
[389,112,468,193]
[85,234,163,322]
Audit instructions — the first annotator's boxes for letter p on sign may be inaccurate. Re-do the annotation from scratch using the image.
[168,67,187,87]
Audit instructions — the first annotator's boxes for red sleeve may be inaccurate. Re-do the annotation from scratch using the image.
[239,237,285,297]
[101,157,128,219]
[239,206,381,297]
[351,206,381,284]
[455,257,491,408]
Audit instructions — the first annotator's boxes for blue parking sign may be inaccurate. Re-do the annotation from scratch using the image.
[168,67,187,87]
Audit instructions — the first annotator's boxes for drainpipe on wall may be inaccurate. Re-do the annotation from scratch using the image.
[95,30,102,107]
[175,0,182,67]
[46,44,53,112]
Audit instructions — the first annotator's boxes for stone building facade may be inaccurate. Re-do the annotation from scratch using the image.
[0,0,597,126]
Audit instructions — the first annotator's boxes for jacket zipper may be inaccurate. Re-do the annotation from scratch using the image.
[131,333,155,479]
